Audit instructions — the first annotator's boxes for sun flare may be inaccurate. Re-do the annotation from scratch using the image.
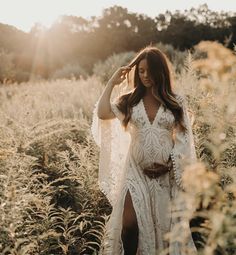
[0,0,235,32]
[31,15,59,30]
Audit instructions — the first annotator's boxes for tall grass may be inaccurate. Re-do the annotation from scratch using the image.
[0,77,111,254]
[0,41,235,254]
[173,41,236,255]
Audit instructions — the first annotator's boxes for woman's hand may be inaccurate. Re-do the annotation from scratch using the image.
[107,66,131,87]
[143,163,170,178]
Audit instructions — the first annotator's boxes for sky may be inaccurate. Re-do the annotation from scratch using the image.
[0,0,236,32]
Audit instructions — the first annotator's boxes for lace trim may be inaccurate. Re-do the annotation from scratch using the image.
[170,150,184,190]
[170,94,197,190]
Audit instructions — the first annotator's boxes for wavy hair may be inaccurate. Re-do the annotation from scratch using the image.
[116,46,186,132]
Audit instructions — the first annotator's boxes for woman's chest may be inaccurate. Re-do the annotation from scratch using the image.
[129,100,175,131]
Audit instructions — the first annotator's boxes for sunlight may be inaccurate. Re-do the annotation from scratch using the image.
[34,16,58,29]
[1,0,235,32]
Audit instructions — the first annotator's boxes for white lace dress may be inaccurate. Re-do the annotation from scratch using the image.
[91,94,198,255]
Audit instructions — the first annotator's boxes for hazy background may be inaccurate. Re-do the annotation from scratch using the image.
[0,1,236,255]
[0,1,236,83]
[0,0,236,31]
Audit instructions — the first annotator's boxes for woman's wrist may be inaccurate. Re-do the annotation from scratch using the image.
[106,80,116,88]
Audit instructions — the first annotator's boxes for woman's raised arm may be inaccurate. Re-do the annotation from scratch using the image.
[97,66,131,120]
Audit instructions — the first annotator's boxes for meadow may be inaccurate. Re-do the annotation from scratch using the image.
[0,41,235,255]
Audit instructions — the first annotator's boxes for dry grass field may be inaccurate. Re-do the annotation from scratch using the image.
[0,41,235,254]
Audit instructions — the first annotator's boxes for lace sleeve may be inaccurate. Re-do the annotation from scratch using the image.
[170,95,197,190]
[110,98,125,122]
[91,100,131,205]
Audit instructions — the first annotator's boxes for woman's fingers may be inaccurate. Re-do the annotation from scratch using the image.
[121,66,131,75]
[153,162,162,167]
[116,68,129,82]
[121,66,131,71]
[143,168,169,178]
[109,66,131,86]
[143,163,170,178]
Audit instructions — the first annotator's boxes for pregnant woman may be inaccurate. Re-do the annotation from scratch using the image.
[91,46,198,254]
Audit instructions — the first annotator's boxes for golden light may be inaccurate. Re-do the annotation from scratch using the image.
[33,16,59,30]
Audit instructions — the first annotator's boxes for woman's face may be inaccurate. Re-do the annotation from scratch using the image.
[138,58,153,88]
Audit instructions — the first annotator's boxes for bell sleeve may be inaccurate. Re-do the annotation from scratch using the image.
[91,98,131,206]
[170,94,197,190]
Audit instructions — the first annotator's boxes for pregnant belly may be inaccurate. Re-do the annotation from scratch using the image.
[130,129,173,168]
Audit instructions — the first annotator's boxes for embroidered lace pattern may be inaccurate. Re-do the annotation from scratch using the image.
[91,94,197,255]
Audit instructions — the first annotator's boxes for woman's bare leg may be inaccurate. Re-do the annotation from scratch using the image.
[121,190,139,255]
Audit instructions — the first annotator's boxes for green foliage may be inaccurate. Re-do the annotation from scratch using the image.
[178,41,236,255]
[0,43,236,254]
[154,42,189,73]
[14,71,31,83]
[0,77,110,254]
[0,49,15,83]
[0,4,235,82]
[51,63,88,80]
[93,51,135,83]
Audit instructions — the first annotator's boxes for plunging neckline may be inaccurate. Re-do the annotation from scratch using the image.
[141,98,162,126]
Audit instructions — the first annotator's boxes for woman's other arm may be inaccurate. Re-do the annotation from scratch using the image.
[97,66,131,120]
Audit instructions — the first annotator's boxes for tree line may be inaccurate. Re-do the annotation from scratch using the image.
[0,3,236,82]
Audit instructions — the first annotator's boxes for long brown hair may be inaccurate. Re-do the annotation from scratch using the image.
[116,46,186,132]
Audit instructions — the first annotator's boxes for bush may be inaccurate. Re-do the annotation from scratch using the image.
[0,42,235,254]
[0,77,110,255]
[93,51,135,83]
[51,63,87,80]
[0,49,15,82]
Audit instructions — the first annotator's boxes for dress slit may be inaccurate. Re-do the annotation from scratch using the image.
[120,187,141,254]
